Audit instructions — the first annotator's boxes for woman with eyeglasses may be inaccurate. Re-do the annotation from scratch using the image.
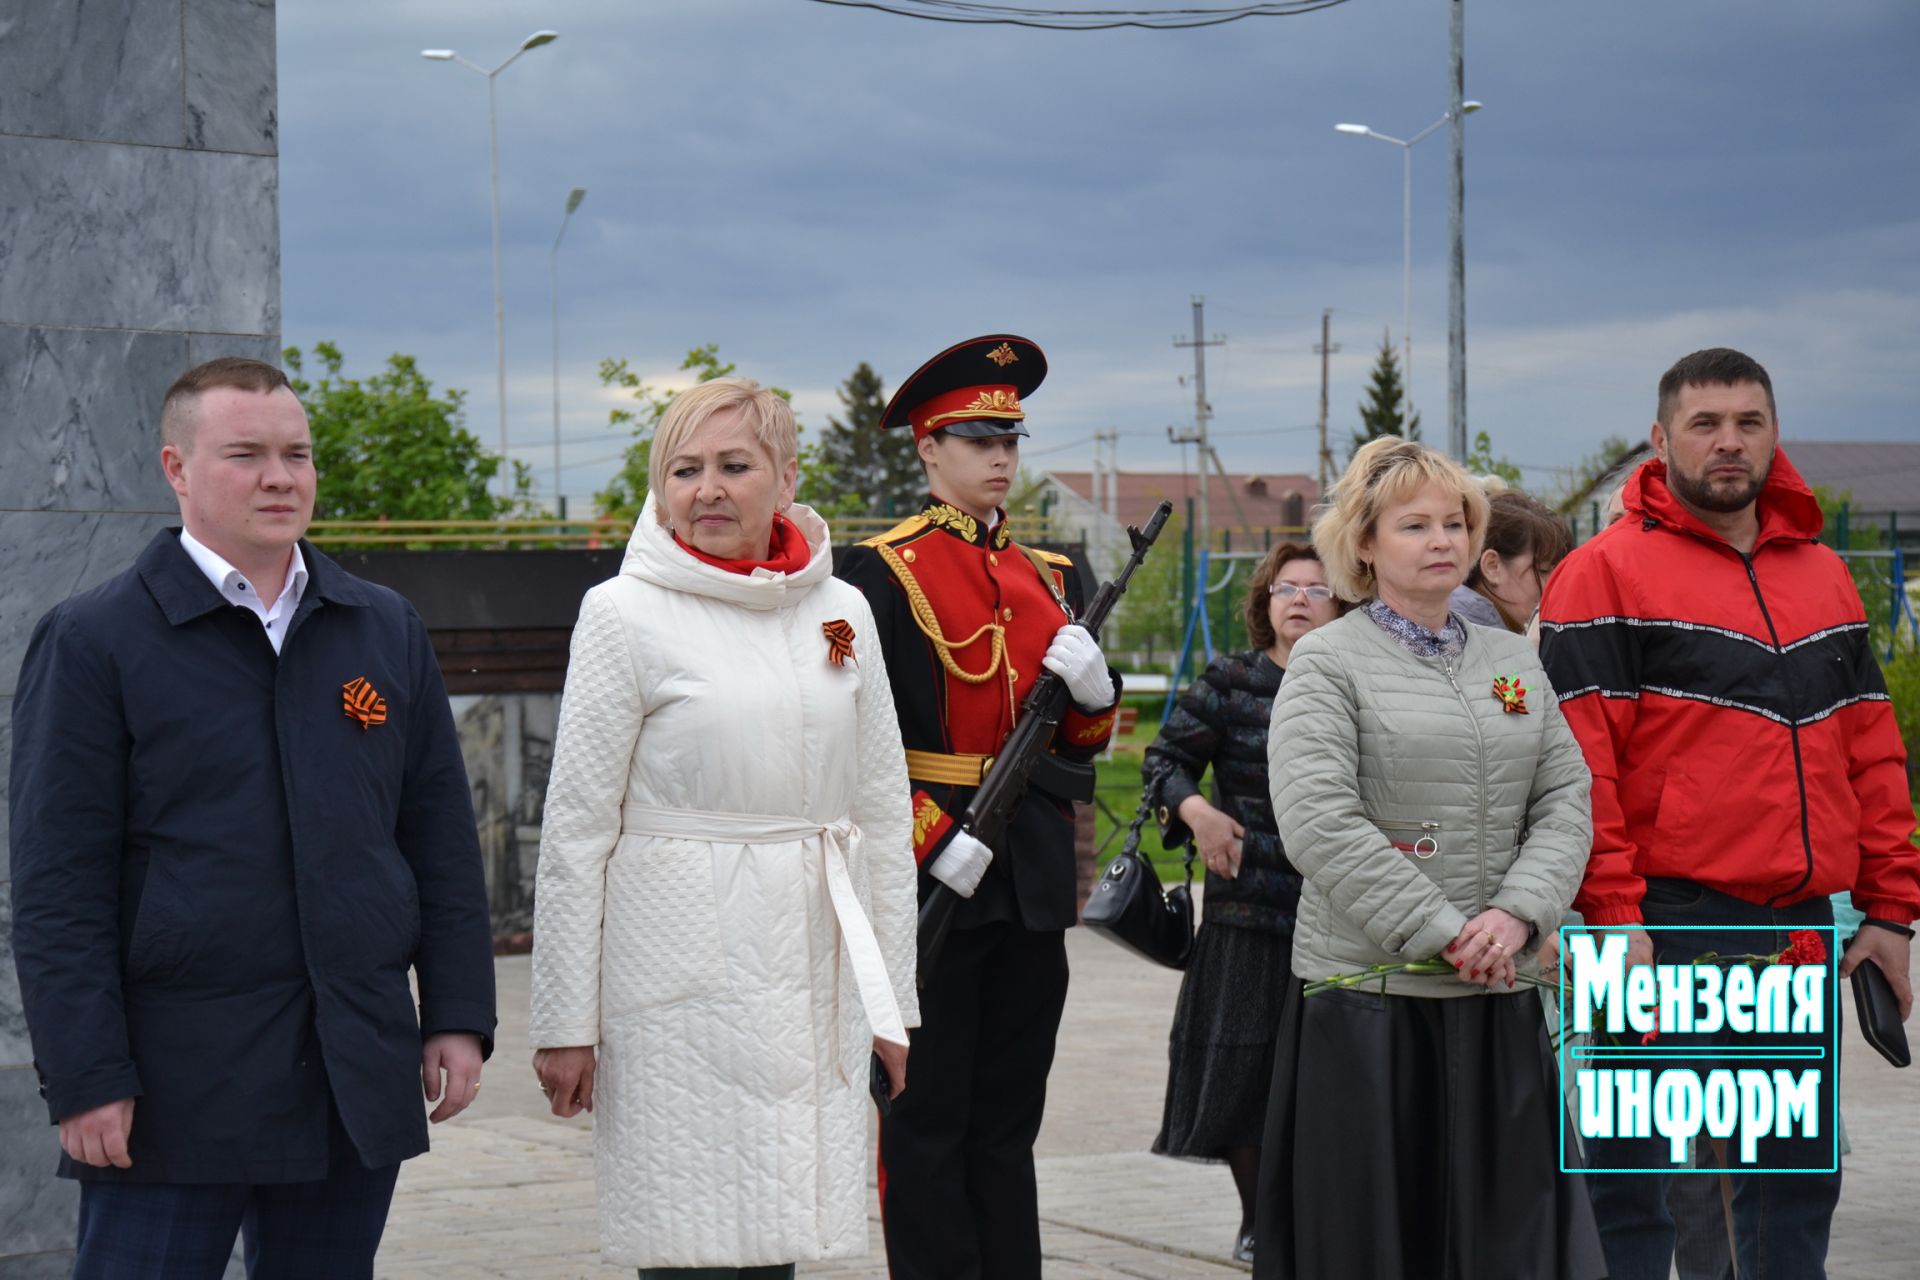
[1142,542,1347,1265]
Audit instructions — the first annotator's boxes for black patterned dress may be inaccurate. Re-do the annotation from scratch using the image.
[1145,650,1301,1159]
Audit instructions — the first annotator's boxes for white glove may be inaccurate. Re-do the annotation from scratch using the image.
[1042,624,1116,713]
[928,829,993,898]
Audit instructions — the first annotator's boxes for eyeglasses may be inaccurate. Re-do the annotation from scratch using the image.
[1271,582,1334,601]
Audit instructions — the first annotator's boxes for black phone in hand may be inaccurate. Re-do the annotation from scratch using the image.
[869,1052,893,1116]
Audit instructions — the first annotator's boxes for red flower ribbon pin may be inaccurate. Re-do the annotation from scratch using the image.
[822,619,856,667]
[1492,675,1528,715]
[342,676,388,730]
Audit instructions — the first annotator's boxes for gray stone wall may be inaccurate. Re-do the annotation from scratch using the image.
[1,3,279,1270]
[453,693,560,938]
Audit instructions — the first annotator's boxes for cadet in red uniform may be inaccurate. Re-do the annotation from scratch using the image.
[836,335,1120,1279]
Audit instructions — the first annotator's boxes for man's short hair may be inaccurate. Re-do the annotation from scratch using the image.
[1656,348,1776,426]
[161,356,293,451]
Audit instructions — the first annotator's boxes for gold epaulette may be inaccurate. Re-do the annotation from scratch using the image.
[1020,544,1072,567]
[858,515,929,548]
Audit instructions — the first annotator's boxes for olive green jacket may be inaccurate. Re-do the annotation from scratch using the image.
[1269,609,1593,997]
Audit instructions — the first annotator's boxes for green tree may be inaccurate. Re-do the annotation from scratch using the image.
[1108,515,1186,670]
[1349,333,1420,460]
[814,362,922,518]
[284,342,529,523]
[1465,430,1525,488]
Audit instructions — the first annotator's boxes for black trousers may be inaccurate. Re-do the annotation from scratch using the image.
[879,922,1069,1280]
[73,1103,399,1280]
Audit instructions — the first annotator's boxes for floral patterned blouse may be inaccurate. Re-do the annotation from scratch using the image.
[1362,597,1467,660]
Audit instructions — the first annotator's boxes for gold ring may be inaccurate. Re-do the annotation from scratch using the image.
[1489,939,1507,952]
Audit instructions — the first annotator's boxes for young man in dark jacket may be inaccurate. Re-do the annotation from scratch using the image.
[1540,347,1917,1280]
[8,357,497,1277]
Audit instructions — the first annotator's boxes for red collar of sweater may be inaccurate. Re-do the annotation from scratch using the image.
[672,512,810,576]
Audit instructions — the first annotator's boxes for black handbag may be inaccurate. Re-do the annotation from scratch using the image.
[1082,767,1194,969]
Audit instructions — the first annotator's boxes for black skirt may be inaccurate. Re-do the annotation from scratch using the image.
[1153,920,1295,1159]
[1253,986,1607,1280]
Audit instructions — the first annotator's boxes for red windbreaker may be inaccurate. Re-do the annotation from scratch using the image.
[1538,450,1918,927]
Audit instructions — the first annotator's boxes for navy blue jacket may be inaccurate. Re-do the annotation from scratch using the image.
[8,530,496,1183]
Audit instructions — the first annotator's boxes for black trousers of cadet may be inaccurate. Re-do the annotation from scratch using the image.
[879,921,1070,1280]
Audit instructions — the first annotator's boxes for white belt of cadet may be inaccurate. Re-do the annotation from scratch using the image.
[618,803,907,1077]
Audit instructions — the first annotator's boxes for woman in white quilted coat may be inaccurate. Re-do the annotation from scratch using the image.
[529,379,918,1278]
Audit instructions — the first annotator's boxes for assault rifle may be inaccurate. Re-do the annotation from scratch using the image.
[915,500,1174,980]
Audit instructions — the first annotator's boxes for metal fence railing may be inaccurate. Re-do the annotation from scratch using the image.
[307,519,623,549]
[308,512,1072,550]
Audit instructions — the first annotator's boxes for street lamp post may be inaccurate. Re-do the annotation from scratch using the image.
[550,187,587,517]
[1335,100,1481,439]
[422,30,560,506]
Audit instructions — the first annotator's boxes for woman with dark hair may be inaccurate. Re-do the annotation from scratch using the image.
[1451,488,1573,633]
[1144,542,1345,1265]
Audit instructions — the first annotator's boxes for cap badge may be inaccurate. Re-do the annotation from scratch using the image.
[985,342,1019,367]
[963,389,1020,415]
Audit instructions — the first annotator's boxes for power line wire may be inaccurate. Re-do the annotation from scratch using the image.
[800,0,1352,32]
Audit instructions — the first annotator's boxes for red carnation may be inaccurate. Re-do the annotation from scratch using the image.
[1779,929,1828,967]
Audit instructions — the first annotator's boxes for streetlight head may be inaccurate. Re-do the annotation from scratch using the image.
[421,49,455,61]
[1335,123,1371,136]
[565,187,587,215]
[1461,100,1484,114]
[520,30,560,51]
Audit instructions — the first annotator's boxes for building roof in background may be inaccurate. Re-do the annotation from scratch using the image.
[1047,469,1320,535]
[1781,441,1920,516]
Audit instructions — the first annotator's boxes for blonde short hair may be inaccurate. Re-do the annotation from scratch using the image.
[649,378,797,517]
[1311,436,1489,602]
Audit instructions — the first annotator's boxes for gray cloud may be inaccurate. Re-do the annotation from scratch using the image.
[276,0,1920,504]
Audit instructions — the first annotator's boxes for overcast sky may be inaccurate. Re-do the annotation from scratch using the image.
[276,0,1920,507]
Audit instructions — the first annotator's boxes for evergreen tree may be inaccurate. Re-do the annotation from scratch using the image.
[815,362,923,517]
[1349,333,1420,460]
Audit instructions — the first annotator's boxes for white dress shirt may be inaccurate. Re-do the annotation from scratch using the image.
[178,528,309,655]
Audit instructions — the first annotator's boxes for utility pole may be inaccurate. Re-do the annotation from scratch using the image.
[1447,0,1469,460]
[1314,308,1340,496]
[1099,428,1120,520]
[1089,428,1122,576]
[1171,296,1226,553]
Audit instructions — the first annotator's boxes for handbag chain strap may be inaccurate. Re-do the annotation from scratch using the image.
[1130,761,1194,889]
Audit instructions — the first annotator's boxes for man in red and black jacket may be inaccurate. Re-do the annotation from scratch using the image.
[836,335,1119,1280]
[1540,347,1916,1280]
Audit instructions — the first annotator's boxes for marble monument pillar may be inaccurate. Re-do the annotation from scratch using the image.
[1,3,281,1271]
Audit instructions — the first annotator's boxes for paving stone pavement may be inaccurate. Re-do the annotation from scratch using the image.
[377,931,1919,1277]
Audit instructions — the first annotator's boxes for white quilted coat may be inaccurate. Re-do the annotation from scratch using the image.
[529,496,919,1268]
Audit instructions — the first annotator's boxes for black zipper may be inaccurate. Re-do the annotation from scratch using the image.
[1739,552,1816,903]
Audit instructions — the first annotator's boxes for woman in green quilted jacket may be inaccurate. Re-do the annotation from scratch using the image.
[1251,437,1606,1280]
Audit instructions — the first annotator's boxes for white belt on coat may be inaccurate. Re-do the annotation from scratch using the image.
[617,803,908,1072]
